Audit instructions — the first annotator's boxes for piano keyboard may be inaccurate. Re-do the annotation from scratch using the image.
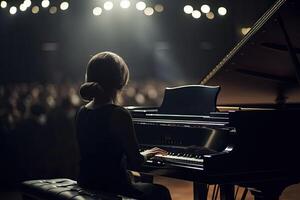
[140,146,214,168]
[152,154,203,166]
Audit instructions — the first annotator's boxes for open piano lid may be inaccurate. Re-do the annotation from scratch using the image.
[201,0,300,106]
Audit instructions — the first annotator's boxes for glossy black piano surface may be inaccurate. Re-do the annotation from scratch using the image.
[128,0,300,199]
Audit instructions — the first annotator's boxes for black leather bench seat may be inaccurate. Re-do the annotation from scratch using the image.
[21,178,137,200]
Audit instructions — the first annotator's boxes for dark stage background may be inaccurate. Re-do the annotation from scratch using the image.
[1,0,276,84]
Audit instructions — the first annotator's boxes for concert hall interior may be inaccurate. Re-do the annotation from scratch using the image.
[1,0,300,200]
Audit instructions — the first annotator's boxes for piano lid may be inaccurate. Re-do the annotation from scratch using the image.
[201,0,300,106]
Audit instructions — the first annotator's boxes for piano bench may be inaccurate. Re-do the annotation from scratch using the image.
[21,178,137,200]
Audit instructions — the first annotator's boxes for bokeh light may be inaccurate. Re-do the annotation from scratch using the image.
[1,1,7,9]
[104,1,113,11]
[183,5,193,14]
[120,0,130,9]
[93,7,102,16]
[20,3,27,11]
[144,7,154,16]
[192,10,201,19]
[201,5,210,14]
[154,4,164,13]
[136,1,146,11]
[24,0,31,8]
[206,12,215,20]
[49,6,57,14]
[9,6,17,15]
[60,2,69,10]
[32,6,39,14]
[41,0,50,8]
[218,7,227,16]
[135,93,145,105]
[241,27,251,35]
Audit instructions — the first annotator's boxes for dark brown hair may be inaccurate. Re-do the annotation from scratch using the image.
[79,52,129,102]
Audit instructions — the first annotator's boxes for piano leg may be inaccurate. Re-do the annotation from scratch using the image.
[220,184,235,200]
[193,182,208,200]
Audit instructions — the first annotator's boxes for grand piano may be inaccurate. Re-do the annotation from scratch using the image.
[128,0,300,199]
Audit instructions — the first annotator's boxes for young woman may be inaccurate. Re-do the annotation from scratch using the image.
[76,52,172,200]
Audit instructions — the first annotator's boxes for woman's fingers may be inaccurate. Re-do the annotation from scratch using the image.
[150,147,168,155]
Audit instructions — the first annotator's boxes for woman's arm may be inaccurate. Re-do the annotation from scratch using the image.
[110,107,145,170]
[110,106,167,170]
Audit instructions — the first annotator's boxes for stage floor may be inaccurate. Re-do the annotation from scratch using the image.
[1,176,299,200]
[154,176,300,200]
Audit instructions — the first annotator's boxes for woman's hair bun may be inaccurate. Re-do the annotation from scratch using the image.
[79,82,104,101]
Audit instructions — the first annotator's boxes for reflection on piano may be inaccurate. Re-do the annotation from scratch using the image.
[128,0,300,199]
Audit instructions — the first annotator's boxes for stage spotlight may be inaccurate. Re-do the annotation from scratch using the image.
[49,6,57,14]
[60,2,69,10]
[183,5,193,14]
[20,3,27,11]
[9,6,17,15]
[206,12,214,20]
[218,7,227,16]
[120,0,130,9]
[93,7,102,16]
[24,0,31,8]
[192,10,201,19]
[41,0,50,8]
[154,4,164,13]
[144,7,154,16]
[201,4,210,14]
[103,1,113,11]
[1,1,7,9]
[32,6,39,14]
[136,1,146,11]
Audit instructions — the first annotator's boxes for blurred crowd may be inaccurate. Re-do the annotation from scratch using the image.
[0,81,168,130]
[0,80,168,186]
[0,81,168,132]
